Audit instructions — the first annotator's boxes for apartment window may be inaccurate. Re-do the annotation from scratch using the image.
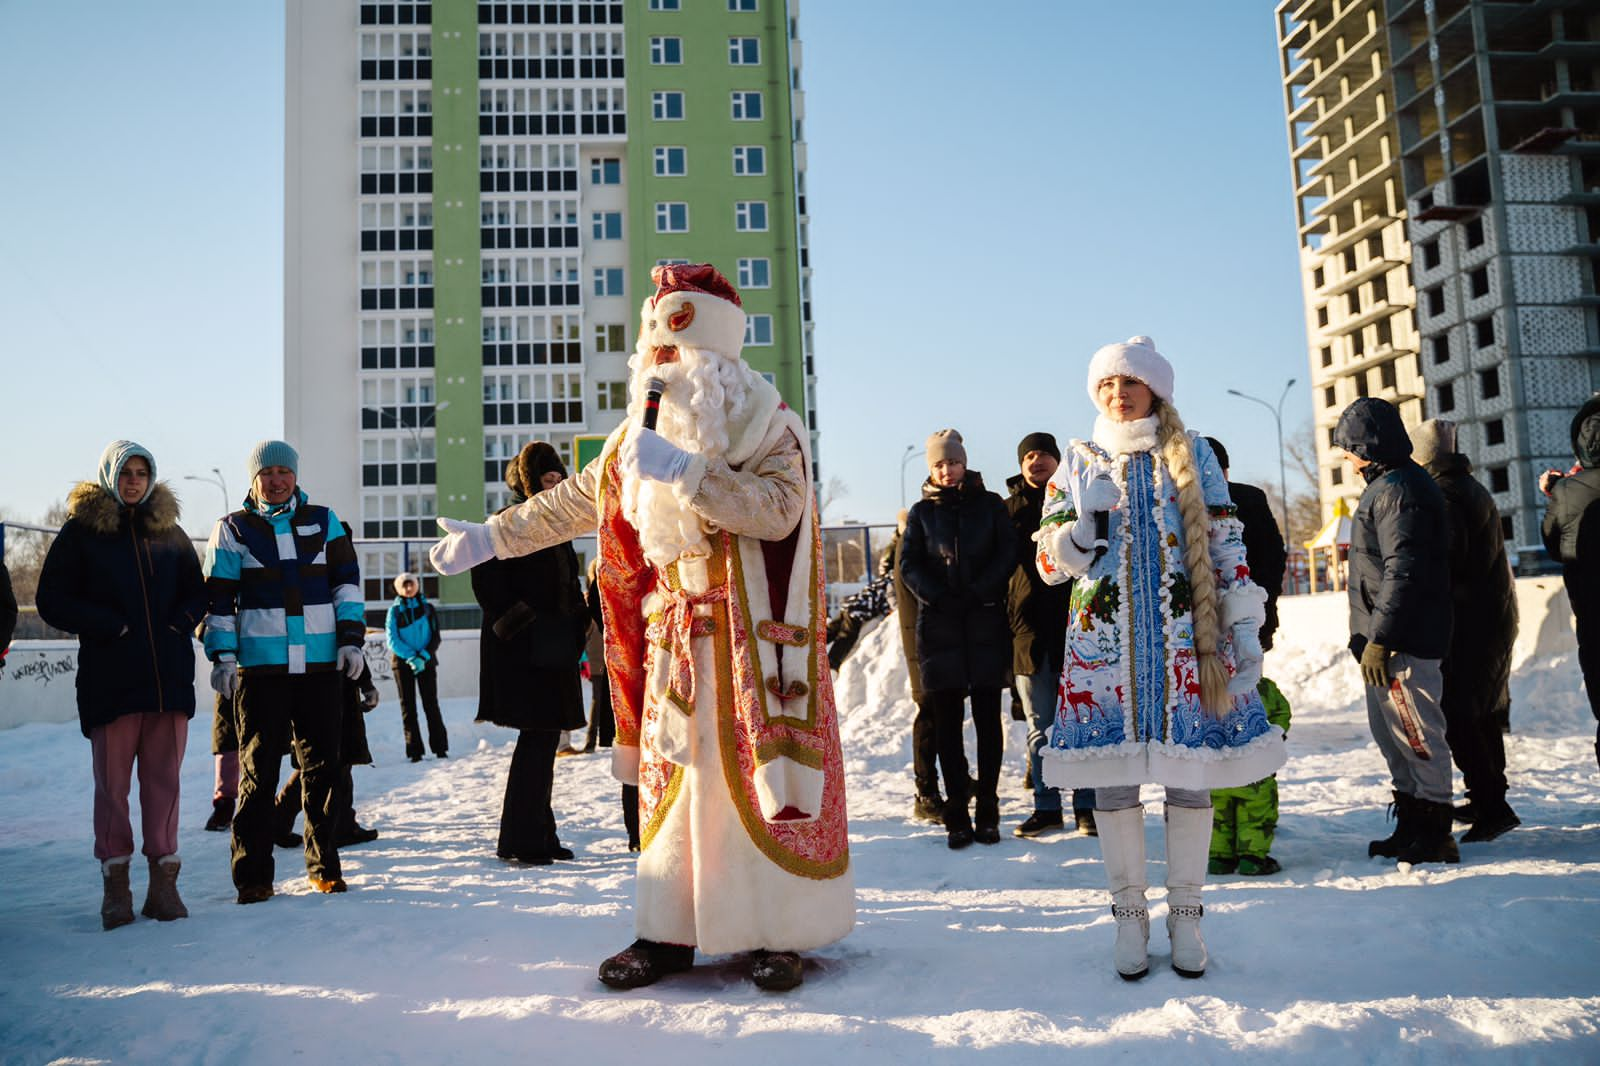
[1351,329,1366,358]
[1500,515,1514,541]
[729,37,760,64]
[1379,360,1397,390]
[1465,217,1485,248]
[1421,240,1440,270]
[1474,316,1495,348]
[360,257,433,311]
[591,211,622,240]
[1347,291,1361,315]
[655,201,689,233]
[1312,266,1325,289]
[1484,418,1505,446]
[732,145,766,175]
[650,36,682,64]
[649,0,680,8]
[1430,335,1450,364]
[1331,467,1344,486]
[590,157,621,185]
[360,317,435,371]
[653,146,687,176]
[1437,381,1455,412]
[652,91,684,120]
[745,314,774,346]
[728,0,757,9]
[1371,276,1388,305]
[737,257,771,289]
[480,312,582,367]
[1487,465,1510,493]
[1355,368,1369,397]
[1327,426,1337,449]
[1469,267,1490,299]
[1479,366,1500,399]
[1367,235,1384,261]
[1426,286,1445,316]
[1316,306,1329,328]
[731,91,763,120]
[1376,318,1393,348]
[1343,249,1358,273]
[1320,346,1333,367]
[734,201,768,231]
[1324,385,1337,408]
[595,380,628,411]
[593,268,624,297]
[594,323,626,353]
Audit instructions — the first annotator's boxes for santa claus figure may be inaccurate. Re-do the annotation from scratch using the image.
[431,263,854,991]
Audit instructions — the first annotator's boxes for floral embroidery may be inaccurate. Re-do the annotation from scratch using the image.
[755,619,809,647]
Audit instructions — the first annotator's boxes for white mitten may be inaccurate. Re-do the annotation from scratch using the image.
[210,659,238,698]
[337,645,365,680]
[1228,621,1264,695]
[430,516,496,575]
[1078,474,1121,515]
[627,427,693,484]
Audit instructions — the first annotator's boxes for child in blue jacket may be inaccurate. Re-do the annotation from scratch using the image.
[386,572,446,761]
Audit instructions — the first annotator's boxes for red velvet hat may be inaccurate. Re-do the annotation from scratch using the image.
[647,263,743,310]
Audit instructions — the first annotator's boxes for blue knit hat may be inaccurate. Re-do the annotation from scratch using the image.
[97,440,156,504]
[246,440,299,483]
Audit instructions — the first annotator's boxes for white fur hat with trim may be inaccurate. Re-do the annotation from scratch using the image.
[394,571,420,595]
[638,262,747,358]
[1086,335,1175,409]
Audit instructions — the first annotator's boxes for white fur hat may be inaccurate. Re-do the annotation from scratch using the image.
[638,263,747,358]
[1086,335,1175,408]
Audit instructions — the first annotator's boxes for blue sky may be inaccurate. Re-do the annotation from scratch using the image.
[0,0,1311,537]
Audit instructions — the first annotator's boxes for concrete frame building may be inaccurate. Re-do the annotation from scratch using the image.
[1386,0,1600,553]
[1278,0,1426,520]
[285,0,816,608]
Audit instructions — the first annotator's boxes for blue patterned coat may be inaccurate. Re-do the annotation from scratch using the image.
[1034,423,1285,790]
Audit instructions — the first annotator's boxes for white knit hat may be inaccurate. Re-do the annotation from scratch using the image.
[1086,335,1175,409]
[394,571,420,595]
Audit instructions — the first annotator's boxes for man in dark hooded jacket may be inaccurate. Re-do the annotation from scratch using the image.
[1332,398,1457,864]
[1412,419,1519,842]
[1542,392,1600,770]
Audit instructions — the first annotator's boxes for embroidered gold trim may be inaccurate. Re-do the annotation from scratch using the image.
[755,738,825,770]
[638,763,684,851]
[755,619,809,647]
[729,527,819,730]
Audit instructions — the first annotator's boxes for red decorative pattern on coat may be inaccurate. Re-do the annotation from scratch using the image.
[597,450,656,750]
[1171,648,1199,699]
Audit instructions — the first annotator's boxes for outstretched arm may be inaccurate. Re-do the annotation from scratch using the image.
[487,454,604,558]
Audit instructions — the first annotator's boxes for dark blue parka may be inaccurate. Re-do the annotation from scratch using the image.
[37,479,207,736]
[1332,398,1452,661]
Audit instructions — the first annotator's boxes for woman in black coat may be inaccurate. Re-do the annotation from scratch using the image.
[36,440,206,928]
[898,429,1016,849]
[472,441,588,864]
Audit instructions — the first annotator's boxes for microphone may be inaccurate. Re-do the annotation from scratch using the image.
[1093,511,1109,562]
[641,377,666,431]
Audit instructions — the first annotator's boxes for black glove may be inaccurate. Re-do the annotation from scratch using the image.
[493,601,536,641]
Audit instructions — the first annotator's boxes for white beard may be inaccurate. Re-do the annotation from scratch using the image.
[621,344,753,569]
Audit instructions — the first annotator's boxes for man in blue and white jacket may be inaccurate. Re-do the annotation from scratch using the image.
[203,440,366,902]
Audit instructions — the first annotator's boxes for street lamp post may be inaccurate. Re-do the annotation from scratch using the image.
[363,400,450,571]
[1227,379,1297,591]
[898,444,918,509]
[183,467,230,517]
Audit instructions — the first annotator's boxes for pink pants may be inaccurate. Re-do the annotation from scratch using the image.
[90,712,188,861]
[214,752,239,801]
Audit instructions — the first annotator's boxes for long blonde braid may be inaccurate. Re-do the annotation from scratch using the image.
[1155,402,1229,715]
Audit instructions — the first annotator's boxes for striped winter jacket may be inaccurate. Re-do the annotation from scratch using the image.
[202,489,365,673]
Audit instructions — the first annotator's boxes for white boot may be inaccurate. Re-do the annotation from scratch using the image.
[1164,803,1211,978]
[1094,805,1149,980]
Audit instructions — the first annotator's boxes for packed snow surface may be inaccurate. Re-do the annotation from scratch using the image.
[2,580,1597,1064]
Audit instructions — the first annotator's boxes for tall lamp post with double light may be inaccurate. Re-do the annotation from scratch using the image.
[361,400,450,573]
[1227,379,1297,592]
[183,468,230,517]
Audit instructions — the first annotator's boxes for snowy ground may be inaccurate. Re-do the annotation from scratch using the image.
[2,582,1598,1065]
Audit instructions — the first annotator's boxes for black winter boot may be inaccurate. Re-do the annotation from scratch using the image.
[1396,799,1461,864]
[1459,797,1520,844]
[1368,791,1418,859]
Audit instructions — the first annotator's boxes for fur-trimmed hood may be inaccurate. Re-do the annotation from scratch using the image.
[66,480,182,536]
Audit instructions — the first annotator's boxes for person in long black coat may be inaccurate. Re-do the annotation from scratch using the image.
[898,429,1016,848]
[472,441,588,865]
[1202,438,1287,650]
[1542,392,1600,770]
[1412,419,1520,842]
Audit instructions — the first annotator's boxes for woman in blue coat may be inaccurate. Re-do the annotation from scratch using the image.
[1035,338,1283,980]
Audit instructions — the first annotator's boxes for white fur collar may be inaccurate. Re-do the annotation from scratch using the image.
[723,366,783,468]
[1093,413,1160,455]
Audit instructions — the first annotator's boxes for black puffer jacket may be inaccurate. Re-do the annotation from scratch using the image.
[1333,398,1453,661]
[36,482,207,736]
[1004,474,1071,676]
[899,471,1016,692]
[1426,452,1517,715]
[1543,395,1600,611]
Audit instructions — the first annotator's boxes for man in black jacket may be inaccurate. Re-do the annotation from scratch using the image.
[1005,432,1093,837]
[1202,439,1287,650]
[1333,398,1457,864]
[1542,392,1600,770]
[1412,419,1520,842]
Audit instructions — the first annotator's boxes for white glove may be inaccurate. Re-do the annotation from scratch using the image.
[210,660,238,698]
[337,645,365,680]
[430,516,496,575]
[628,427,693,484]
[1228,621,1264,696]
[1078,474,1121,515]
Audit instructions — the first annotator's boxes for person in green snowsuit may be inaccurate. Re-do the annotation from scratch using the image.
[1209,677,1291,876]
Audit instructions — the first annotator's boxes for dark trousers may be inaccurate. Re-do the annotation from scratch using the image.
[622,784,640,850]
[232,671,342,887]
[584,670,615,750]
[912,698,940,800]
[1442,703,1510,806]
[277,765,359,842]
[1577,596,1600,766]
[395,661,447,758]
[927,686,1002,831]
[498,728,561,860]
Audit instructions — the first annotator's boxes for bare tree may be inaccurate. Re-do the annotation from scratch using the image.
[1285,420,1320,490]
[1,502,68,608]
[818,475,848,520]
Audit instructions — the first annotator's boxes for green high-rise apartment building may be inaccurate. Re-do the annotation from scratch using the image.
[285,0,817,609]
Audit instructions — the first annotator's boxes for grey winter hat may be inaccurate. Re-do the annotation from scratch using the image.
[1410,419,1457,468]
[96,440,156,504]
[925,429,966,470]
[246,440,299,483]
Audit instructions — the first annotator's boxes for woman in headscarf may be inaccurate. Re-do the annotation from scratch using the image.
[37,440,206,929]
[471,441,588,864]
[1034,337,1283,980]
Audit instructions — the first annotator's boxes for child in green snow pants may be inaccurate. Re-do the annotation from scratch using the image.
[1210,677,1292,875]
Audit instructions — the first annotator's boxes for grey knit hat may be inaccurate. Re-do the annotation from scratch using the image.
[1410,419,1457,468]
[246,440,299,483]
[925,429,966,470]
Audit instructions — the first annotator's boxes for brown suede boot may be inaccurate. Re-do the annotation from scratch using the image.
[101,858,135,930]
[140,856,189,921]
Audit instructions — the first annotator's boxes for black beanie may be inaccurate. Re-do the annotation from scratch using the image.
[1016,432,1061,466]
[1203,436,1230,471]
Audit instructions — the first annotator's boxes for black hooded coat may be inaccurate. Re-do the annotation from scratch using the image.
[1331,398,1452,661]
[1542,395,1600,606]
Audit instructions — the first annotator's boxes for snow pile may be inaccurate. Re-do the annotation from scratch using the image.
[1,579,1598,1063]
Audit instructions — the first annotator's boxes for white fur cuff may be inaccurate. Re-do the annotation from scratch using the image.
[677,453,709,498]
[1044,521,1096,579]
[611,744,641,786]
[1218,582,1268,630]
[753,757,824,822]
